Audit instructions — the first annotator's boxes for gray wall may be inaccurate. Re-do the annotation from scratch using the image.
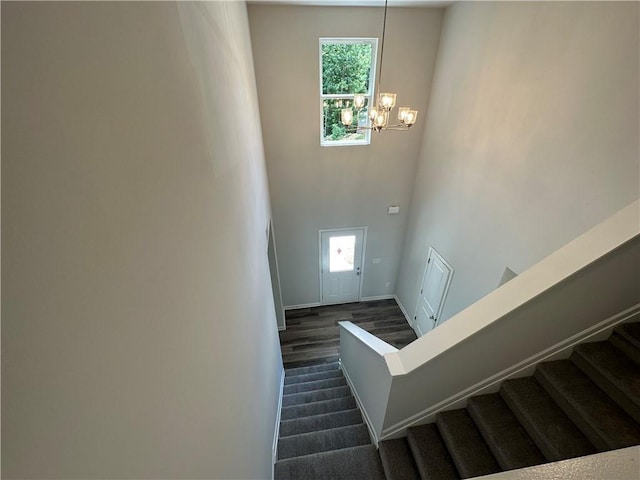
[2,2,282,478]
[397,1,640,323]
[248,5,444,306]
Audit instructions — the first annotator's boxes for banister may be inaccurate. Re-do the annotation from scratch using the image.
[339,199,640,442]
[338,321,395,443]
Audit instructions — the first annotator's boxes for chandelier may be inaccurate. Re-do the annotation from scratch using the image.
[340,0,418,133]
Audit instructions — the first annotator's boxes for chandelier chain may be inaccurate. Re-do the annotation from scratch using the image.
[377,0,388,93]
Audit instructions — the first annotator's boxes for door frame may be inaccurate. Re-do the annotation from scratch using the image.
[318,226,368,305]
[412,246,454,334]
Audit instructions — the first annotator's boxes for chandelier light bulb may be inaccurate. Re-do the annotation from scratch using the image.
[354,94,366,110]
[341,108,354,126]
[404,110,418,126]
[379,92,396,111]
[374,110,388,128]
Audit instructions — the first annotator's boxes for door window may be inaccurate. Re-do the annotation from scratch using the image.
[329,235,356,272]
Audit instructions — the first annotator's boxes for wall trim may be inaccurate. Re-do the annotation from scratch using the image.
[283,302,321,311]
[394,294,418,335]
[272,365,285,472]
[360,294,395,302]
[381,304,640,440]
[340,359,380,447]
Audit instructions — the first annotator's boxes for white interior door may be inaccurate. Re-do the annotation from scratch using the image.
[414,247,453,336]
[320,228,364,305]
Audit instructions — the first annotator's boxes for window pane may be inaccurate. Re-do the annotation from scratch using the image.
[322,96,370,143]
[322,43,373,95]
[329,235,356,272]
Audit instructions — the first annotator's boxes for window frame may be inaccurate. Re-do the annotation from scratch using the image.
[319,37,378,147]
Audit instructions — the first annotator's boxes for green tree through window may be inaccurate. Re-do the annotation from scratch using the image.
[320,39,377,145]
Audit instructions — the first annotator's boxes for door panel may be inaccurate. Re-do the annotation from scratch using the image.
[320,229,364,305]
[414,248,453,336]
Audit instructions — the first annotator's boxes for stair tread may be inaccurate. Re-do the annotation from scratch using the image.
[277,424,371,460]
[572,341,640,423]
[535,360,640,451]
[437,409,501,479]
[615,323,640,349]
[500,376,596,461]
[284,368,343,385]
[467,393,546,471]
[283,376,347,395]
[407,424,459,480]
[280,396,356,421]
[378,437,421,480]
[282,385,352,407]
[610,330,640,366]
[285,362,339,377]
[274,444,385,480]
[279,409,363,437]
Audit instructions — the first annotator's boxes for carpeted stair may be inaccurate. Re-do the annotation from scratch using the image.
[379,321,640,479]
[275,362,386,480]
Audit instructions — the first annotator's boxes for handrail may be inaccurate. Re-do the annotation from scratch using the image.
[339,199,640,442]
[338,321,398,355]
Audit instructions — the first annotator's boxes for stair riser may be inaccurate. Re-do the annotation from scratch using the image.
[277,424,371,460]
[378,438,421,480]
[571,348,640,424]
[406,424,458,480]
[610,333,640,365]
[280,396,356,421]
[274,445,386,480]
[282,386,352,407]
[436,410,501,479]
[283,376,346,395]
[467,394,545,471]
[284,369,343,385]
[285,363,339,377]
[279,409,363,437]
[499,378,596,462]
[534,362,640,452]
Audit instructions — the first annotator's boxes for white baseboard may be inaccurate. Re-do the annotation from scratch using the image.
[283,302,320,311]
[340,360,380,447]
[393,294,417,333]
[360,294,395,301]
[272,365,285,472]
[381,304,640,440]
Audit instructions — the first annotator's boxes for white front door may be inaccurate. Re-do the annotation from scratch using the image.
[320,228,365,305]
[414,247,453,336]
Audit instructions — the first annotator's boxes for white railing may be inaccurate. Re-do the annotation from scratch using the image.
[340,199,640,442]
[338,321,397,444]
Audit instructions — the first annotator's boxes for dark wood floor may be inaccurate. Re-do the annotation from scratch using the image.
[279,299,418,369]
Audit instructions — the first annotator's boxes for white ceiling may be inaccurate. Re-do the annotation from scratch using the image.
[247,0,452,7]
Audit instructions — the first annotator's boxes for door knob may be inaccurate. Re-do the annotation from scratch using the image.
[429,315,435,320]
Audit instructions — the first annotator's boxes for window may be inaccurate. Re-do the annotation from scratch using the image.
[320,38,378,146]
[329,235,356,272]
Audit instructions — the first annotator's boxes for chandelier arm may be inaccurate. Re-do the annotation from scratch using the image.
[346,123,410,133]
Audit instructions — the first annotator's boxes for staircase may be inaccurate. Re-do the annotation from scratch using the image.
[378,321,640,479]
[274,362,386,480]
